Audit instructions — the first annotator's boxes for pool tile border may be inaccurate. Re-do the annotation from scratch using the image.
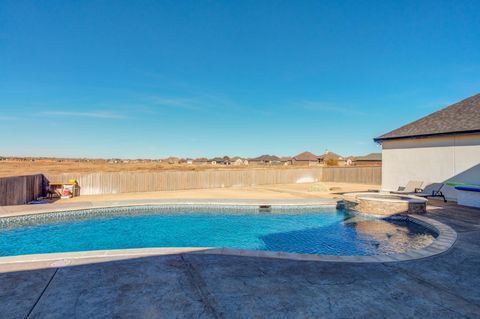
[0,198,339,218]
[0,201,457,270]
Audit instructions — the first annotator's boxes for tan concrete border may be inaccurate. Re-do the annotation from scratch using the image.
[0,202,457,271]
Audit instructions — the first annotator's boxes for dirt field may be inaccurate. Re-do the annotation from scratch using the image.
[0,182,380,216]
[58,182,378,202]
[0,159,297,177]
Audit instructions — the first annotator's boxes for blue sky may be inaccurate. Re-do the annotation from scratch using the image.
[1,1,479,159]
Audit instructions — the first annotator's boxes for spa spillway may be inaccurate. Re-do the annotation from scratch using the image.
[342,193,427,216]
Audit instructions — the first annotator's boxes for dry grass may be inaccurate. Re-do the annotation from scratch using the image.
[0,159,300,177]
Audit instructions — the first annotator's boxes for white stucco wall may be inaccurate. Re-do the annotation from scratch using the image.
[381,133,480,201]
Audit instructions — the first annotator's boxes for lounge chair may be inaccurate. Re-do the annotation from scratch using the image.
[412,183,447,202]
[391,181,423,194]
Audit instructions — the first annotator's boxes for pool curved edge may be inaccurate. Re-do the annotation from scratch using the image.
[0,205,457,270]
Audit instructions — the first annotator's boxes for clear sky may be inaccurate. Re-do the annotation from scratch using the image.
[1,1,479,159]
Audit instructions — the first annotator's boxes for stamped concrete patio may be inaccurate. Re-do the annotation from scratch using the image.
[1,201,479,318]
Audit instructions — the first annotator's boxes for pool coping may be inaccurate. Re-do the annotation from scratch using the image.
[343,192,428,203]
[0,201,457,269]
[0,198,339,218]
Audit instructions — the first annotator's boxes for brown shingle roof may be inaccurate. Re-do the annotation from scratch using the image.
[293,151,318,161]
[317,151,343,160]
[250,155,281,162]
[375,93,480,142]
[354,153,382,161]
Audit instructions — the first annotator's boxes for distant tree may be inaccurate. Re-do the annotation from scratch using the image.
[325,158,338,166]
[223,155,230,161]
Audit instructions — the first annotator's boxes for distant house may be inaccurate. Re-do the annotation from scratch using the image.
[349,153,382,166]
[166,157,180,165]
[231,156,246,166]
[210,157,224,165]
[345,156,355,166]
[317,151,344,166]
[194,157,209,165]
[250,155,281,165]
[280,156,292,165]
[374,93,480,201]
[222,156,231,165]
[292,151,318,165]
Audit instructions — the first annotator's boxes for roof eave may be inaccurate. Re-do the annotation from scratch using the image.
[374,129,480,143]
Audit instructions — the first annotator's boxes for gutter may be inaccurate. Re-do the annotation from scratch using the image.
[373,129,480,144]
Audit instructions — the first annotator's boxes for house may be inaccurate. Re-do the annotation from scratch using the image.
[250,155,281,165]
[349,153,382,166]
[194,157,209,165]
[280,156,292,165]
[221,156,231,165]
[165,157,180,164]
[292,151,318,166]
[210,157,225,165]
[317,151,345,166]
[345,156,355,166]
[231,156,246,166]
[374,93,480,201]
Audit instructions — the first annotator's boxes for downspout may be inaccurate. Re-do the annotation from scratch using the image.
[453,135,456,178]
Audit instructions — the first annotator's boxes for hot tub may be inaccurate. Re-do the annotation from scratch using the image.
[342,192,427,216]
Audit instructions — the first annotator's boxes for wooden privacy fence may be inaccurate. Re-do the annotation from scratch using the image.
[322,166,382,185]
[0,167,382,205]
[46,168,325,195]
[0,174,45,206]
[46,166,381,196]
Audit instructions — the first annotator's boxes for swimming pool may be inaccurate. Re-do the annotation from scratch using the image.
[0,205,436,257]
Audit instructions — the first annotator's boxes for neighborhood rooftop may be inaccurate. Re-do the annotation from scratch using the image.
[317,151,343,160]
[250,154,281,161]
[292,151,318,161]
[354,153,382,161]
[374,93,480,142]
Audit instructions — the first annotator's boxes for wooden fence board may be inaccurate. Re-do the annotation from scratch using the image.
[44,166,380,196]
[0,174,45,206]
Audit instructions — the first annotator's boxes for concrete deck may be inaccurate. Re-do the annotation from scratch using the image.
[0,182,377,217]
[1,201,479,318]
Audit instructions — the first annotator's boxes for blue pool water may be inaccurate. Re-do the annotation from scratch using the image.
[0,206,436,257]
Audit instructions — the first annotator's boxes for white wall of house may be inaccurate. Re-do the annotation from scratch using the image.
[381,133,480,201]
